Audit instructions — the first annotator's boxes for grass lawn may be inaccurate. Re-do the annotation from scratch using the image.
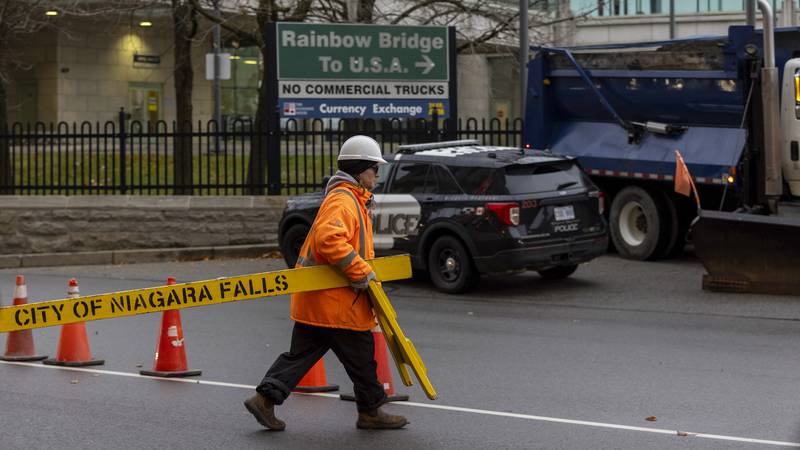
[10,151,333,195]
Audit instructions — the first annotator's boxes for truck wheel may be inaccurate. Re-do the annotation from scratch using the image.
[280,223,309,268]
[537,264,578,280]
[609,186,669,261]
[428,235,478,294]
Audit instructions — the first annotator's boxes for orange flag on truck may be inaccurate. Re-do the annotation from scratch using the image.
[674,150,700,208]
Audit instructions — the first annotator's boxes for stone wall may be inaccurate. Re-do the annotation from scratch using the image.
[0,196,288,255]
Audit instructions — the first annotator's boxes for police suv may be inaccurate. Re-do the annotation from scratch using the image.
[279,140,608,293]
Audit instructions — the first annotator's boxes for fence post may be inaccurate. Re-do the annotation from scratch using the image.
[446,26,458,141]
[118,108,127,194]
[266,111,281,195]
[431,112,440,142]
[0,123,10,194]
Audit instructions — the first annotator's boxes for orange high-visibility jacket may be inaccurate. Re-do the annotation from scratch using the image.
[290,181,376,331]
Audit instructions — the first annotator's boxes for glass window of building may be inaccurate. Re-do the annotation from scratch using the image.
[501,0,790,18]
[569,0,781,17]
[221,45,261,124]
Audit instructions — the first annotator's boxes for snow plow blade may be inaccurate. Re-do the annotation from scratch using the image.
[692,209,800,295]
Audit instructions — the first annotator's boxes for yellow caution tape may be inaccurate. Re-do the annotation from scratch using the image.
[0,255,412,333]
[368,280,438,400]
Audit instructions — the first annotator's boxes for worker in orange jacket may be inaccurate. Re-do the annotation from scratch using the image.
[244,135,408,431]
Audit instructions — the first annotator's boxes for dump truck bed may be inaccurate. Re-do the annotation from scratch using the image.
[546,38,728,71]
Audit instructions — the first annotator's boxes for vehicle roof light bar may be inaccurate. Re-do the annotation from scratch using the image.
[398,140,480,153]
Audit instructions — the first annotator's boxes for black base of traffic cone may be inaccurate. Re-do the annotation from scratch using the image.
[0,354,48,362]
[293,384,339,393]
[339,392,409,402]
[42,358,105,367]
[140,369,202,378]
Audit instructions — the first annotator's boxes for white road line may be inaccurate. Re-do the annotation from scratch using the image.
[2,360,798,448]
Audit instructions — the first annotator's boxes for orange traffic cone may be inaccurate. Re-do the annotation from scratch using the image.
[140,277,201,378]
[43,279,104,367]
[0,276,47,362]
[293,358,339,393]
[340,324,408,402]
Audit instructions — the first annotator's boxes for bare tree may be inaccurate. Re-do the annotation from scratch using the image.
[186,0,597,193]
[189,0,313,194]
[0,0,158,192]
[302,0,597,51]
[172,0,199,194]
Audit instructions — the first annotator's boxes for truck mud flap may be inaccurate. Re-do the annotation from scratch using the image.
[692,209,800,295]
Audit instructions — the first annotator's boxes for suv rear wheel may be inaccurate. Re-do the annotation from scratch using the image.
[537,264,578,280]
[280,223,310,268]
[428,235,477,294]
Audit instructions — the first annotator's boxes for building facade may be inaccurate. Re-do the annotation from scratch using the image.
[8,12,215,125]
[561,0,797,45]
[6,6,531,126]
[9,2,798,127]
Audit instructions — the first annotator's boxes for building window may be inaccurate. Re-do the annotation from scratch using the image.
[220,45,261,124]
[578,0,770,16]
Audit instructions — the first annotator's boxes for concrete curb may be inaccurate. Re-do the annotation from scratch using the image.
[0,243,282,269]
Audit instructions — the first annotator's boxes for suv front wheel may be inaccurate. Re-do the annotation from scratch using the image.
[428,235,478,294]
[280,223,310,268]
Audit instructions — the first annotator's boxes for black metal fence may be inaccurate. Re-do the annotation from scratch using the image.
[0,113,523,195]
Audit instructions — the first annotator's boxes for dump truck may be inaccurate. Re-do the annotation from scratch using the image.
[522,1,800,295]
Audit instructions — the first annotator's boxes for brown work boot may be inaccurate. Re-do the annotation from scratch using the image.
[356,407,408,429]
[244,394,286,431]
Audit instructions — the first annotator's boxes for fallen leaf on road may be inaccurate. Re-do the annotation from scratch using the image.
[645,416,657,422]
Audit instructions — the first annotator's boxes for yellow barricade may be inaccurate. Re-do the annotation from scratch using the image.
[368,281,438,400]
[0,254,438,400]
[0,255,411,333]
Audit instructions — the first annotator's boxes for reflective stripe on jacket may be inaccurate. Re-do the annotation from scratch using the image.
[290,182,376,331]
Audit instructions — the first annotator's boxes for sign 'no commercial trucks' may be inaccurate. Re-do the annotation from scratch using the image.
[276,23,453,119]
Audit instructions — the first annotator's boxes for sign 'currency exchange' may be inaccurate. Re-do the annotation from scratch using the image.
[275,23,453,119]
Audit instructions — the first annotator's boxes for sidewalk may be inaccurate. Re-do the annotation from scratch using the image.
[0,242,281,269]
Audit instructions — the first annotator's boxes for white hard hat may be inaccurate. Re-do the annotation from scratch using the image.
[337,135,387,164]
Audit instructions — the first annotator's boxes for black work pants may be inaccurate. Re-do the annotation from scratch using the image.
[257,322,387,413]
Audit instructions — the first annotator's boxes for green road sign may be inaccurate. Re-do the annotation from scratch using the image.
[276,23,449,81]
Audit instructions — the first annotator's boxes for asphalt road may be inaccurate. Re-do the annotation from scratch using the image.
[0,253,798,449]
